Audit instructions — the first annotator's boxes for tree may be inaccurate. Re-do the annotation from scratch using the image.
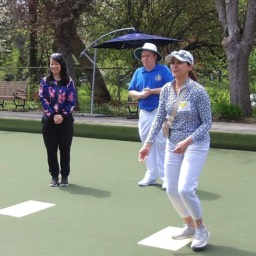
[6,0,111,104]
[28,0,38,83]
[91,0,224,74]
[9,0,253,112]
[214,0,256,116]
[42,0,111,103]
[0,3,9,55]
[0,2,12,60]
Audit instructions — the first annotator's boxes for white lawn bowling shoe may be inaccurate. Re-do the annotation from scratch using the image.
[191,226,210,249]
[138,178,157,187]
[162,181,167,190]
[172,224,195,240]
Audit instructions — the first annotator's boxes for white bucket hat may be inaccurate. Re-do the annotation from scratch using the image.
[134,42,162,62]
[165,50,194,65]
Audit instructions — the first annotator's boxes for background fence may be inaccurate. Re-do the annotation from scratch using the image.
[0,66,239,116]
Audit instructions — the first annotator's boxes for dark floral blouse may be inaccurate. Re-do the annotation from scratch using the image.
[39,77,76,118]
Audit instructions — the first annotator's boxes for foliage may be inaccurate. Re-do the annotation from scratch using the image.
[249,47,256,90]
[101,67,133,103]
[203,81,242,120]
[214,0,256,116]
[27,101,40,110]
[88,0,224,73]
[0,4,10,54]
[204,81,230,105]
[1,0,256,117]
[211,102,243,120]
[0,74,254,121]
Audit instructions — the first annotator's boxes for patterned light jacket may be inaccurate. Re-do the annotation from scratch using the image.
[39,77,76,119]
[146,78,212,144]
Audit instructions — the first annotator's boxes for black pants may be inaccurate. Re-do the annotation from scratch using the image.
[42,114,74,178]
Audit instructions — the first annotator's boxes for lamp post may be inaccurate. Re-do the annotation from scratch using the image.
[81,27,135,115]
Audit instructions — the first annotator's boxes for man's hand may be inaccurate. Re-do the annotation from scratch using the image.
[140,88,151,99]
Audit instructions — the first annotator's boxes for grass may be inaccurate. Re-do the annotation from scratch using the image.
[1,131,256,255]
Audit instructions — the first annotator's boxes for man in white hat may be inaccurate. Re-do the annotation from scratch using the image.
[128,42,173,189]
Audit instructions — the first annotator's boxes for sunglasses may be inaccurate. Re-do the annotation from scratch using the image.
[51,53,63,58]
[171,50,192,64]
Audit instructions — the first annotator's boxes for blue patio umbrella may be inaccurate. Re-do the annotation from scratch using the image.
[93,31,181,49]
[81,28,180,115]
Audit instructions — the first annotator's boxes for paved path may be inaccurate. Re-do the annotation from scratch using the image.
[0,111,256,134]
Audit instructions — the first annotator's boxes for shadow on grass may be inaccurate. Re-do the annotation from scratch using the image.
[197,189,221,201]
[58,184,111,198]
[173,244,256,256]
[151,185,221,201]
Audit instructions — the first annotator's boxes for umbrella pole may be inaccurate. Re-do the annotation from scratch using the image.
[117,68,121,115]
[81,27,136,116]
[90,47,97,115]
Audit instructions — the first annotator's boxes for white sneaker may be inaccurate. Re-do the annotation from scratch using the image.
[138,178,156,187]
[191,226,210,249]
[172,224,195,240]
[162,181,167,190]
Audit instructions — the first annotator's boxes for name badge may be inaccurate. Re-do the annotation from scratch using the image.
[178,101,191,112]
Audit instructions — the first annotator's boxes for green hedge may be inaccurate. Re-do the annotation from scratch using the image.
[210,131,256,151]
[0,118,140,142]
[74,123,140,142]
[0,118,256,151]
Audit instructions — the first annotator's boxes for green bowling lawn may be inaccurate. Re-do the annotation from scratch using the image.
[0,131,255,256]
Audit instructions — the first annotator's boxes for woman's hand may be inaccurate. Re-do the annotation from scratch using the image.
[54,114,63,124]
[173,137,193,154]
[139,143,151,161]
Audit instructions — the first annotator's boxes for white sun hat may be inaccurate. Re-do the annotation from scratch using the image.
[134,42,162,62]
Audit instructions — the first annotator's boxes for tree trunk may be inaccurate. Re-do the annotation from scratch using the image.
[70,30,111,104]
[28,0,38,83]
[226,46,251,116]
[214,0,256,117]
[53,2,110,105]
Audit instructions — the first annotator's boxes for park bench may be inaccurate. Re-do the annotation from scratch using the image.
[0,81,29,111]
[126,96,139,119]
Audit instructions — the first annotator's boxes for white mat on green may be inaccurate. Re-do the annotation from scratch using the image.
[138,226,192,251]
[0,200,55,217]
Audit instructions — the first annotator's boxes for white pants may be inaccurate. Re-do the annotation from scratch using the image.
[138,109,166,182]
[165,140,210,220]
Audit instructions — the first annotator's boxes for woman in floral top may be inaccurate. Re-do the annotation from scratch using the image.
[139,50,212,251]
[39,53,76,187]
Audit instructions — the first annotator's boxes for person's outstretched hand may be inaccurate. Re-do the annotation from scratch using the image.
[138,143,151,162]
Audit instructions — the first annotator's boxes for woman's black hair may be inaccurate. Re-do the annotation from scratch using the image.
[46,53,70,85]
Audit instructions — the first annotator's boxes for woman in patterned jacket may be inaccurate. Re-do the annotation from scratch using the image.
[139,50,212,251]
[39,53,76,187]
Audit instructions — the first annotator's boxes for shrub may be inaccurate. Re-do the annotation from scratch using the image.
[204,81,230,105]
[212,102,243,120]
